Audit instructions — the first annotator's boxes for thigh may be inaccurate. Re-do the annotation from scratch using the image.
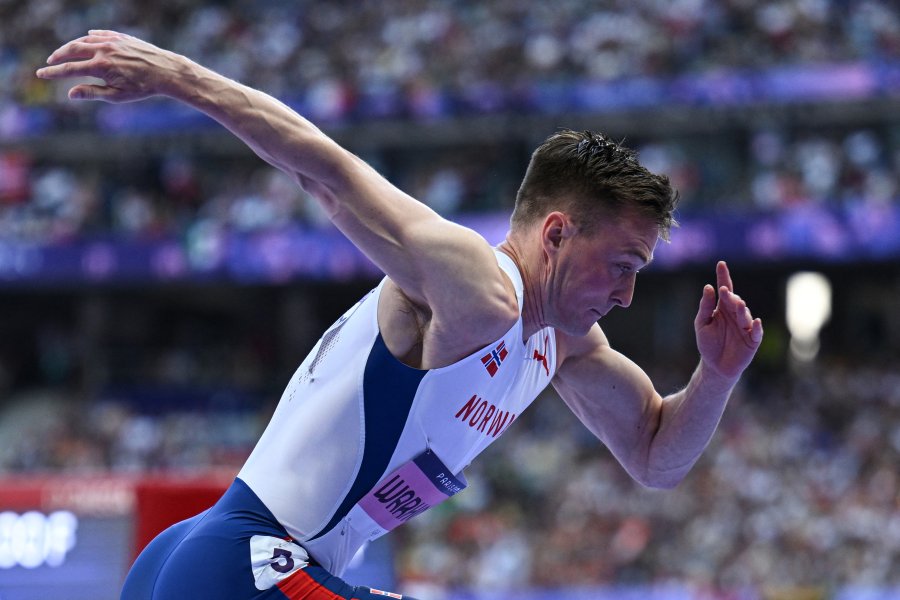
[148,525,261,600]
[122,479,276,600]
[122,479,418,600]
[152,534,417,600]
[120,511,208,600]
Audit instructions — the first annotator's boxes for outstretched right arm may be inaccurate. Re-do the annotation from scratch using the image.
[36,31,513,324]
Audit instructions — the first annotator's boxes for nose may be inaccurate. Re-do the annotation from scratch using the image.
[611,275,637,308]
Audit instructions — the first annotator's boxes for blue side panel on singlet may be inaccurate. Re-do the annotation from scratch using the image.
[309,333,426,540]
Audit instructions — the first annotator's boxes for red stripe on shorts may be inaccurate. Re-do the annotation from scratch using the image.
[276,569,343,600]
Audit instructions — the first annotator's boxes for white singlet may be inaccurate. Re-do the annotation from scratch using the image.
[238,251,557,575]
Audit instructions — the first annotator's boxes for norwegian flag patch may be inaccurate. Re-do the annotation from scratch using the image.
[369,590,403,599]
[480,340,508,377]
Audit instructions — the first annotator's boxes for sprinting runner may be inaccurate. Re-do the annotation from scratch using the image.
[37,30,763,600]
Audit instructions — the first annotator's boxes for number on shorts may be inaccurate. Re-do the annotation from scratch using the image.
[270,548,294,573]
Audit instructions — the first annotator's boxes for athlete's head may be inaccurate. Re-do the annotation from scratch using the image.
[510,129,678,240]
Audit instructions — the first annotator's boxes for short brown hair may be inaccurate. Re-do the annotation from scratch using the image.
[511,130,679,240]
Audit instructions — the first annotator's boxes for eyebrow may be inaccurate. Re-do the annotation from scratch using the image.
[625,249,654,267]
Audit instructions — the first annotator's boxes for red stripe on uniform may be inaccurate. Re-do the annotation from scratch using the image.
[276,569,342,600]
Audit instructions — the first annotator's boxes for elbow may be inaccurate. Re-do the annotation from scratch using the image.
[635,437,699,489]
[639,474,684,490]
[633,463,691,490]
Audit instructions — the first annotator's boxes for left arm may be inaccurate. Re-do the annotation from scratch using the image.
[552,261,763,489]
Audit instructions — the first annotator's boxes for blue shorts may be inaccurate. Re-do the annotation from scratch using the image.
[121,478,417,600]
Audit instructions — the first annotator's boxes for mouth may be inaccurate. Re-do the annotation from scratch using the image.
[591,309,605,319]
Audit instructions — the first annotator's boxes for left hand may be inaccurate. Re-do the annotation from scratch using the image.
[694,261,763,380]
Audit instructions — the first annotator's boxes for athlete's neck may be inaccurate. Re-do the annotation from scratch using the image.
[497,237,546,341]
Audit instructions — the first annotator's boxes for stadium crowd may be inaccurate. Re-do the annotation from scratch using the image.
[2,124,899,245]
[4,0,900,116]
[1,0,899,244]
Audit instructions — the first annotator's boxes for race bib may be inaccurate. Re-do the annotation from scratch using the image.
[249,535,309,590]
[353,449,467,539]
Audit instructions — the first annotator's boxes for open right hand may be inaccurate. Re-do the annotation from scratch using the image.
[36,29,184,103]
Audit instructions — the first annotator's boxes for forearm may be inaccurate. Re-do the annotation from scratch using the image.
[645,360,738,487]
[163,55,344,191]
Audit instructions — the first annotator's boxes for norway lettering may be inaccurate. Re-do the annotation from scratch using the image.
[454,394,516,437]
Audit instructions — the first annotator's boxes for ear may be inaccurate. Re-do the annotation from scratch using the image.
[540,211,577,255]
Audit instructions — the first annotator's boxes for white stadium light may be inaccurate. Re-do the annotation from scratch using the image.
[785,272,832,362]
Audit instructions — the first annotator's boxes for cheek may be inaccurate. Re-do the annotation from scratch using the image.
[589,271,615,294]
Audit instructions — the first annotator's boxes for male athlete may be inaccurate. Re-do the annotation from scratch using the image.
[38,31,763,600]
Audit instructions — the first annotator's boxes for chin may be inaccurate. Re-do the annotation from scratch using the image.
[548,308,599,337]
[560,320,597,338]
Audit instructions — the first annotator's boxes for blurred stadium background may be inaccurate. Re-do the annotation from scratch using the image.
[1,1,900,599]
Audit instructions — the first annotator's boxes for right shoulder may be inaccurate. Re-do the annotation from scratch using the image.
[404,222,520,328]
[446,247,522,338]
[378,241,520,369]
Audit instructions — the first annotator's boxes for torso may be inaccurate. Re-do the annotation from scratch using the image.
[237,251,557,575]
